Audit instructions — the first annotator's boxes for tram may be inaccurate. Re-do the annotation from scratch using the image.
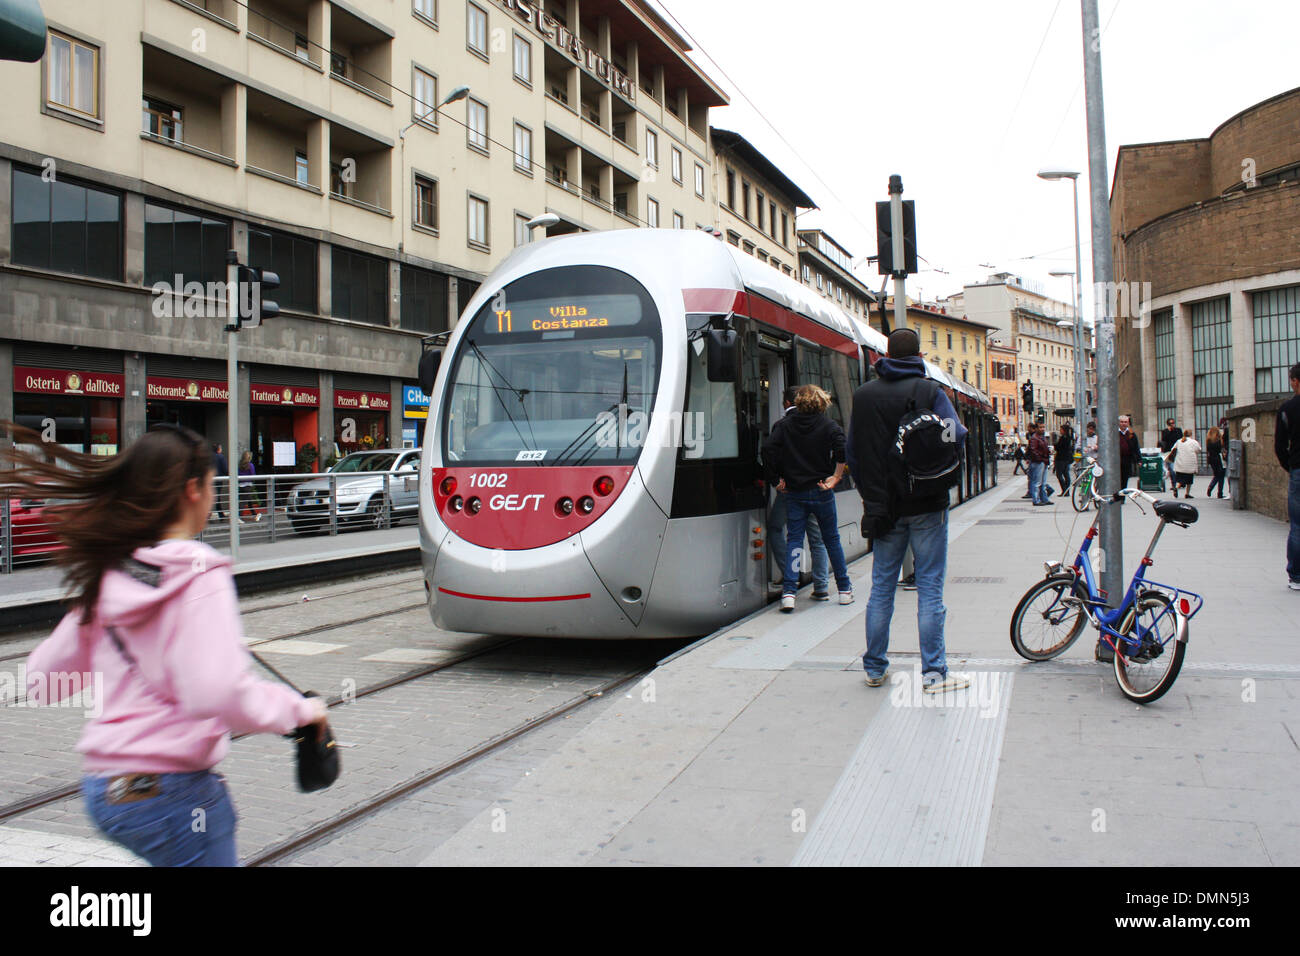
[416,229,995,639]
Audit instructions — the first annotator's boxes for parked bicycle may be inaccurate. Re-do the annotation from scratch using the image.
[1069,456,1098,512]
[1009,467,1204,703]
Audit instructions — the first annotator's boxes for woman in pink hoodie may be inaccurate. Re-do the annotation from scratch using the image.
[3,423,330,866]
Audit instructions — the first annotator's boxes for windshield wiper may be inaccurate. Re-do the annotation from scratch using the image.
[466,339,539,458]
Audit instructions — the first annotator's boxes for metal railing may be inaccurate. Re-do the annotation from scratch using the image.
[0,471,419,573]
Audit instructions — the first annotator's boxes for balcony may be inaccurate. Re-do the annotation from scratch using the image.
[329,5,393,105]
[246,88,322,199]
[141,44,237,169]
[246,0,320,68]
[329,122,392,217]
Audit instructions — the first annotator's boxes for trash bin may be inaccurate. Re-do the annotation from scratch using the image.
[1139,453,1166,492]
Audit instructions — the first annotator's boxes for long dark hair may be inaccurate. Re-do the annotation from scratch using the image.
[1,423,212,621]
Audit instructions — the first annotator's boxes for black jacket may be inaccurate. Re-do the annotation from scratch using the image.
[762,410,845,492]
[1160,426,1182,453]
[1277,394,1300,471]
[848,357,961,521]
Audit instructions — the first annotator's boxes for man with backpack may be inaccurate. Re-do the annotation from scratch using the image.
[847,328,970,694]
[1027,422,1053,505]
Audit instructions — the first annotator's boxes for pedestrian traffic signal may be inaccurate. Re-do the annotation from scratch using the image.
[238,265,280,329]
[1021,381,1034,413]
[875,199,917,277]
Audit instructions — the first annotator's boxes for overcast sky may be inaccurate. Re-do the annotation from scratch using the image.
[647,0,1300,317]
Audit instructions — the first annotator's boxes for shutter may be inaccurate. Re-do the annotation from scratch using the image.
[146,355,226,379]
[13,345,123,372]
[250,363,318,386]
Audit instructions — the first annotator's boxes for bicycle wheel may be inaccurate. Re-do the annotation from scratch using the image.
[1071,474,1092,512]
[1010,573,1089,661]
[1113,590,1186,704]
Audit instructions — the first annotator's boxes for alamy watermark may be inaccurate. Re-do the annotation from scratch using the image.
[594,402,705,458]
[3,670,104,718]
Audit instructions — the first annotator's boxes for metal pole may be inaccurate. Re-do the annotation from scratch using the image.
[1071,177,1085,457]
[1081,0,1122,605]
[889,174,907,331]
[226,251,240,562]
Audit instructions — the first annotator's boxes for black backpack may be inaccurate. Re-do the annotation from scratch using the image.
[893,379,962,496]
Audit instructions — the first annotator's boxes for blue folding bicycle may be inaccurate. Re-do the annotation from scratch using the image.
[1009,471,1204,704]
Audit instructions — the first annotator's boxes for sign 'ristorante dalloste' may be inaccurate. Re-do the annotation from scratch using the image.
[499,0,635,100]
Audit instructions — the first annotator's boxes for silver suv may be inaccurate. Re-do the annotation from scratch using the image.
[288,449,420,534]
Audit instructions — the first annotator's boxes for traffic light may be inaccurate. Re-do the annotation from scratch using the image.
[875,199,917,276]
[1021,380,1034,414]
[237,265,280,329]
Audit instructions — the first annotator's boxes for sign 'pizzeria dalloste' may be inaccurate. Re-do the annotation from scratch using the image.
[498,0,635,99]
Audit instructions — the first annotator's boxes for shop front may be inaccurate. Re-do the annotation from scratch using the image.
[334,388,392,456]
[402,384,429,449]
[12,365,124,454]
[250,382,321,474]
[145,375,229,446]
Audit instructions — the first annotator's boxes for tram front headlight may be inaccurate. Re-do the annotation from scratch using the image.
[467,497,482,515]
[556,497,574,516]
[448,496,464,513]
[577,496,595,515]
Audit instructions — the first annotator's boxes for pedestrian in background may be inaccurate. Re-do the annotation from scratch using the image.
[1274,362,1300,591]
[1160,417,1182,491]
[849,328,969,693]
[1084,421,1099,458]
[211,442,228,521]
[1012,440,1027,476]
[238,450,262,522]
[1170,428,1202,498]
[1028,422,1053,505]
[1118,415,1141,488]
[1,423,330,866]
[1054,423,1074,496]
[1205,426,1227,499]
[762,385,852,613]
[765,386,830,599]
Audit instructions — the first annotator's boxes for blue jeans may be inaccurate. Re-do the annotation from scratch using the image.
[770,490,828,590]
[864,509,949,679]
[783,488,850,596]
[1028,461,1048,503]
[84,770,238,866]
[1288,468,1300,583]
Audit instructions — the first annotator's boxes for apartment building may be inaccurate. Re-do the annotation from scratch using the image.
[797,229,872,323]
[710,127,810,277]
[870,297,996,392]
[0,0,726,469]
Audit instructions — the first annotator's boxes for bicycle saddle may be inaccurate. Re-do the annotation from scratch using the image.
[1154,500,1199,525]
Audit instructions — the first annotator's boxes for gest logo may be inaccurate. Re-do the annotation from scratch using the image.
[489,493,544,512]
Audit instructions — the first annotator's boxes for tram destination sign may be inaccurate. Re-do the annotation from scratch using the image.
[484,295,643,335]
[498,0,635,100]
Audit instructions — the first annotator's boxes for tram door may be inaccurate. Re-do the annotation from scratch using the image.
[756,343,804,586]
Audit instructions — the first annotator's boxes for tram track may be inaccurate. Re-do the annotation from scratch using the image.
[0,600,519,826]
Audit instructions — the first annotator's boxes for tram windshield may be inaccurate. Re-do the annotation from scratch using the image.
[442,265,662,467]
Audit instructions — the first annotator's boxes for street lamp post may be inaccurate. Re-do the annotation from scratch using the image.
[1039,169,1086,460]
[526,213,561,240]
[1050,267,1085,457]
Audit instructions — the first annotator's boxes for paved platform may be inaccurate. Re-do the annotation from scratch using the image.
[416,471,1300,866]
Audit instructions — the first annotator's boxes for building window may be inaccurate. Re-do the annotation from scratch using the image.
[467,97,488,152]
[142,96,182,140]
[781,212,789,247]
[725,168,735,207]
[248,226,317,314]
[401,264,448,333]
[514,213,530,248]
[331,246,388,324]
[646,129,658,168]
[1153,307,1175,421]
[467,2,488,57]
[330,51,347,78]
[742,182,751,220]
[144,202,228,288]
[1190,297,1233,436]
[726,230,740,247]
[414,175,438,229]
[468,194,489,248]
[756,192,764,231]
[672,211,684,230]
[413,67,438,126]
[11,166,121,279]
[961,334,968,353]
[815,272,823,291]
[513,33,531,84]
[769,201,777,240]
[743,239,754,255]
[414,0,437,25]
[513,122,532,173]
[647,198,659,228]
[1253,286,1300,399]
[801,264,810,284]
[947,331,953,350]
[47,30,99,119]
[294,152,309,185]
[671,146,682,184]
[295,33,310,60]
[330,162,351,198]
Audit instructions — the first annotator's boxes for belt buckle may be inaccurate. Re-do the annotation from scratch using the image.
[106,773,161,804]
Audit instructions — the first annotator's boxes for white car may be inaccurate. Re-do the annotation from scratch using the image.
[287,449,420,534]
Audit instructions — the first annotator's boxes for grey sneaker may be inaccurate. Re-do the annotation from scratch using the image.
[864,671,888,687]
[1288,580,1300,591]
[922,672,971,694]
[780,595,795,613]
[811,591,830,601]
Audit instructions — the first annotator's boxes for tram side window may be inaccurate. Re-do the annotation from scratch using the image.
[683,325,739,460]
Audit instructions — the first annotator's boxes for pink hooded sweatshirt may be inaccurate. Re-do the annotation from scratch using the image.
[25,539,320,775]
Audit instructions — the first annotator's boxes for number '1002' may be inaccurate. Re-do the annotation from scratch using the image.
[468,473,508,488]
